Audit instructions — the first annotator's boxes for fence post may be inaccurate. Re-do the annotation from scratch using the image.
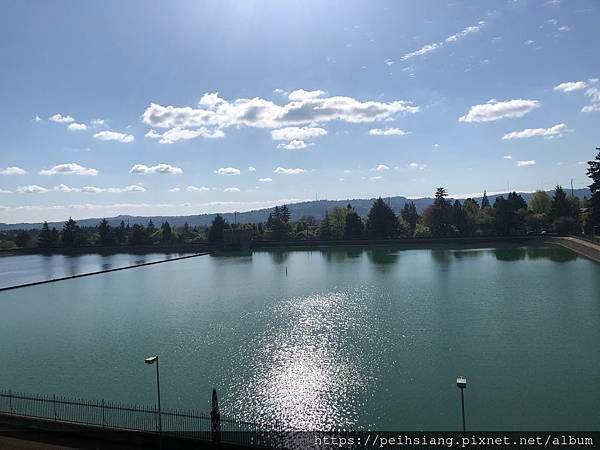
[9,389,13,415]
[101,400,105,427]
[53,394,57,421]
[210,388,221,443]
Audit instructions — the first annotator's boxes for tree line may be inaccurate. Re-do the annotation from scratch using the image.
[3,147,599,249]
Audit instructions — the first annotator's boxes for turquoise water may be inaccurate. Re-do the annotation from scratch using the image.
[0,243,599,431]
[0,252,194,288]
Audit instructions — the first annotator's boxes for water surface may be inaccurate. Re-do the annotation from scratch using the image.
[0,243,598,431]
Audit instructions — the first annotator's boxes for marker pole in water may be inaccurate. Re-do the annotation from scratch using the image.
[285,266,288,276]
[456,376,467,436]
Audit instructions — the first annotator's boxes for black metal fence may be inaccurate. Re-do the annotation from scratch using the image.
[0,389,283,447]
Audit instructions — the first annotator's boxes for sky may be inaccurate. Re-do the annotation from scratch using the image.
[1,0,599,223]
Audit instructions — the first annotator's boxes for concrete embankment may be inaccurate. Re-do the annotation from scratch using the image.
[545,236,600,263]
[0,413,247,450]
[0,252,210,292]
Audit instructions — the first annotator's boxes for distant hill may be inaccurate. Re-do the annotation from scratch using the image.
[0,188,591,231]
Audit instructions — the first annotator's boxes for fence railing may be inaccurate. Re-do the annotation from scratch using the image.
[0,389,283,447]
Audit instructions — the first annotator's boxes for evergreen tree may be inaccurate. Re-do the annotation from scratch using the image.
[366,197,398,238]
[586,147,600,231]
[280,204,291,223]
[161,221,172,242]
[481,190,491,208]
[549,186,575,221]
[208,214,228,243]
[450,200,468,235]
[50,227,60,247]
[114,220,127,244]
[344,208,364,239]
[400,201,419,235]
[38,222,53,248]
[319,211,333,239]
[61,217,79,247]
[129,224,148,245]
[97,218,115,246]
[429,187,453,236]
[146,220,156,240]
[15,230,31,248]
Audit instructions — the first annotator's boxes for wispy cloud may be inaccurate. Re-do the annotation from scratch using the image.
[502,123,570,140]
[517,160,536,167]
[368,127,409,136]
[0,166,27,176]
[401,21,486,61]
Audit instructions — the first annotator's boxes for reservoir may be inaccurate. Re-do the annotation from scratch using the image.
[0,243,598,430]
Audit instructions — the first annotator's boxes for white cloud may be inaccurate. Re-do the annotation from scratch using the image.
[0,189,10,194]
[39,163,98,176]
[223,187,240,193]
[1,166,27,176]
[91,119,105,126]
[152,127,225,144]
[502,123,570,140]
[93,130,135,143]
[582,103,600,113]
[187,185,210,192]
[408,162,427,170]
[517,160,536,167]
[16,185,49,194]
[271,126,327,141]
[287,89,327,101]
[248,166,256,172]
[129,163,183,175]
[141,91,418,140]
[375,164,390,171]
[586,87,600,102]
[258,177,273,182]
[145,129,162,139]
[503,155,513,159]
[34,115,42,122]
[53,184,80,193]
[525,40,535,46]
[459,99,540,122]
[368,127,408,136]
[277,140,314,150]
[554,81,588,92]
[402,21,485,60]
[369,176,383,180]
[67,122,87,131]
[558,26,571,32]
[214,167,240,176]
[80,185,146,193]
[274,167,306,175]
[49,114,75,124]
[384,59,395,66]
[168,187,181,193]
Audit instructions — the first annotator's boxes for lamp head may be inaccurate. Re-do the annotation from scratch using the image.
[145,355,158,365]
[456,376,467,389]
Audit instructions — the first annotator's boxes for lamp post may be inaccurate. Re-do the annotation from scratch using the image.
[145,355,162,448]
[456,376,467,435]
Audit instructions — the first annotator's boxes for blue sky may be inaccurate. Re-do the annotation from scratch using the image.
[1,0,599,223]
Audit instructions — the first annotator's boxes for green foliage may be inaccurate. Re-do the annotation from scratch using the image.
[344,206,364,239]
[61,217,81,247]
[97,218,116,246]
[481,190,490,208]
[266,205,291,240]
[366,197,398,238]
[414,223,431,237]
[319,211,333,239]
[330,206,350,238]
[161,221,173,242]
[15,230,31,248]
[529,190,551,215]
[208,214,228,243]
[400,201,419,235]
[586,149,600,232]
[129,224,149,245]
[493,192,527,235]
